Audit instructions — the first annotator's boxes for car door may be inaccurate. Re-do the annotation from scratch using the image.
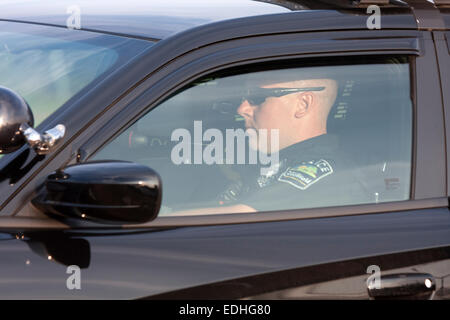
[0,12,449,299]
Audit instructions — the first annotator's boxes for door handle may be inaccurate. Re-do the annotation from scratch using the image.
[367,273,436,300]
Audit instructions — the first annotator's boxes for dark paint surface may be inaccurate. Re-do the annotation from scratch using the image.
[0,1,418,40]
[34,161,162,224]
[438,8,450,30]
[0,208,449,299]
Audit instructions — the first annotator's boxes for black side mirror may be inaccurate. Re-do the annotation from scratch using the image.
[0,86,34,154]
[32,161,162,224]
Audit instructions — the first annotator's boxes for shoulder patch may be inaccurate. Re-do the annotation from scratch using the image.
[278,159,333,190]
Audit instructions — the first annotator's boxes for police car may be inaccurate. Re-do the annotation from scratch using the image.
[0,0,449,299]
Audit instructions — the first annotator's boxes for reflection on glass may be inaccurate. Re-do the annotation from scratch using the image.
[0,31,118,126]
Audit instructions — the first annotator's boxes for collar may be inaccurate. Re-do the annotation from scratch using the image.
[278,134,339,161]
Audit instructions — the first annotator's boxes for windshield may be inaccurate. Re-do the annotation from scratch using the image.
[0,31,120,125]
[0,22,153,125]
[0,21,154,160]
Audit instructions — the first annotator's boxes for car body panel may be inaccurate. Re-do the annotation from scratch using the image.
[413,32,447,200]
[438,8,450,30]
[433,31,450,197]
[1,207,449,299]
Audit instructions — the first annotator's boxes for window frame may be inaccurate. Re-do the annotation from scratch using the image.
[433,31,450,198]
[77,31,446,226]
[4,27,447,227]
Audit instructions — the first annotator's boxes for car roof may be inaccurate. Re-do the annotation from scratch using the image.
[0,0,296,40]
[0,0,422,41]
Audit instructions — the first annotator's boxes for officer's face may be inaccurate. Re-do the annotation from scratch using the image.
[237,85,300,153]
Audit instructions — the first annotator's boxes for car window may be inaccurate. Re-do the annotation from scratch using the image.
[0,22,153,162]
[93,57,413,216]
[0,30,118,127]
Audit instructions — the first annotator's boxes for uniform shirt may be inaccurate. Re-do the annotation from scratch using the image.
[218,134,372,212]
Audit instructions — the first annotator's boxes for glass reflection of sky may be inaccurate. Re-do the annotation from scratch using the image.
[1,0,290,20]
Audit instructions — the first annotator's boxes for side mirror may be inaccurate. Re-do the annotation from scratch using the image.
[0,86,65,155]
[32,161,162,224]
[0,86,34,154]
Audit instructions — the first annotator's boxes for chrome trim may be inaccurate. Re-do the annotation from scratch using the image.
[20,123,66,155]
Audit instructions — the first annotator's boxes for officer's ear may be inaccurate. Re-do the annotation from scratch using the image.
[294,92,313,118]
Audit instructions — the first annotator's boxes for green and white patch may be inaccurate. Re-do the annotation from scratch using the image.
[278,159,333,190]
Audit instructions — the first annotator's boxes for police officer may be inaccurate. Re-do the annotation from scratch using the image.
[172,74,370,215]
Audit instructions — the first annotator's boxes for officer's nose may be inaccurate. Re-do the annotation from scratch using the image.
[237,99,256,121]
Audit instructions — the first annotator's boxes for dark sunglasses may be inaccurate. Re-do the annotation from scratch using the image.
[242,86,325,106]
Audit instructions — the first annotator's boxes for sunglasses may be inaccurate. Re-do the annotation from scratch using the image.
[241,86,325,106]
[212,86,326,116]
